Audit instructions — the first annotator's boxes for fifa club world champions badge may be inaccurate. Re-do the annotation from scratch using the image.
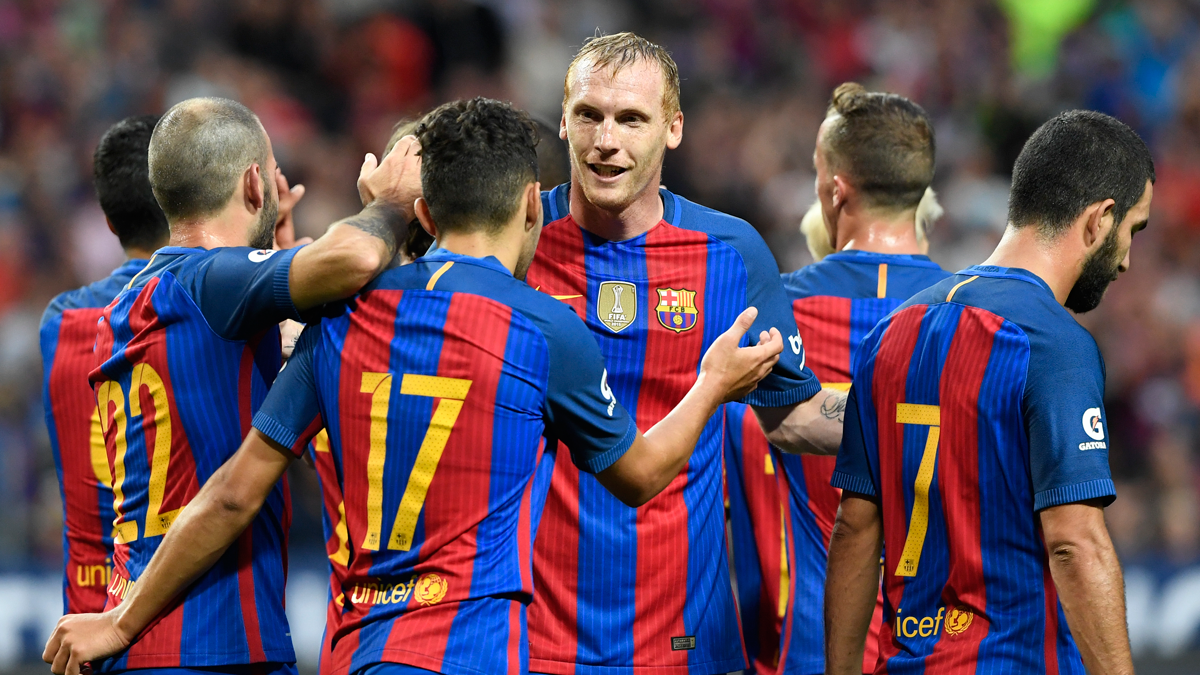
[656,287,698,333]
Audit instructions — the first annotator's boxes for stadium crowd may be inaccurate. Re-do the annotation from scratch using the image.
[0,0,1198,576]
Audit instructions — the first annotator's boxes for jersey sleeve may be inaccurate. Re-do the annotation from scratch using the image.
[1024,335,1116,510]
[252,324,323,457]
[735,232,823,408]
[541,308,638,474]
[195,246,303,341]
[830,384,878,497]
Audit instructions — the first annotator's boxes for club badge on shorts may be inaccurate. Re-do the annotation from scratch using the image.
[597,281,637,333]
[656,287,698,333]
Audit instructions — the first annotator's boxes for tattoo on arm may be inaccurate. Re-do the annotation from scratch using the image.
[821,390,847,423]
[343,203,402,257]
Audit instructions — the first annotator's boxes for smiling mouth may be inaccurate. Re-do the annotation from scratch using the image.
[588,163,627,178]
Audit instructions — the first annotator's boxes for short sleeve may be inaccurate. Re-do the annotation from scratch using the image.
[253,325,323,456]
[1024,338,1116,511]
[542,309,638,474]
[735,234,822,408]
[831,384,878,497]
[196,246,303,341]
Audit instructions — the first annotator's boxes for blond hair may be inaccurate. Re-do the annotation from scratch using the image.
[564,32,680,117]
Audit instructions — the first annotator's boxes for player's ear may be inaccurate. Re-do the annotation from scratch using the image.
[1080,198,1114,251]
[414,198,438,239]
[831,175,851,211]
[666,110,683,150]
[245,163,265,213]
[525,182,542,232]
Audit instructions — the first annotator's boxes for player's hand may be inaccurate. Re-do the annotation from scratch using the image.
[358,135,422,221]
[699,307,784,403]
[43,610,132,675]
[273,168,308,250]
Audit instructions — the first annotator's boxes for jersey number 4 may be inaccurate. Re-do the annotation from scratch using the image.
[360,372,473,552]
[895,403,941,578]
[96,363,181,544]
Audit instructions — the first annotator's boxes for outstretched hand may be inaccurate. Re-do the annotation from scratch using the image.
[699,307,784,403]
[358,135,422,221]
[43,610,131,675]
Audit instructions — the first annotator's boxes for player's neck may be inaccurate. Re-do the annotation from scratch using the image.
[982,226,1074,306]
[836,209,923,255]
[436,231,522,276]
[167,211,254,249]
[568,179,664,242]
[123,244,162,260]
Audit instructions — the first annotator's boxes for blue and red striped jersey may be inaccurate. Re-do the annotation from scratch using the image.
[773,251,949,675]
[309,430,350,675]
[253,248,638,675]
[91,245,303,671]
[525,185,821,675]
[833,265,1117,675]
[722,401,789,674]
[40,258,148,614]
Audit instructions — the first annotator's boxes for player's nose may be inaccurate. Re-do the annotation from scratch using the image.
[596,119,619,152]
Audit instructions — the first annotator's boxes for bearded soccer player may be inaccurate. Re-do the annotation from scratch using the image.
[40,116,170,614]
[43,97,785,675]
[825,110,1153,675]
[725,84,951,674]
[526,33,845,674]
[42,96,421,675]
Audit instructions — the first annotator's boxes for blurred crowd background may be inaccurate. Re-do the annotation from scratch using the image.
[2,0,1200,666]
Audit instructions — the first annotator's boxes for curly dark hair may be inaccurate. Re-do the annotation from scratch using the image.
[93,115,170,251]
[822,82,935,211]
[415,97,539,234]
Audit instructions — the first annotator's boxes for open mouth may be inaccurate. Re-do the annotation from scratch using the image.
[588,163,627,179]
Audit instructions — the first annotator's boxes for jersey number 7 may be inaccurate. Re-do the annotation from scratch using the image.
[360,372,473,552]
[895,403,940,578]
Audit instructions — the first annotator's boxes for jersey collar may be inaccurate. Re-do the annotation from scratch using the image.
[545,183,683,229]
[421,246,512,277]
[961,264,1054,295]
[824,249,940,268]
[114,258,151,276]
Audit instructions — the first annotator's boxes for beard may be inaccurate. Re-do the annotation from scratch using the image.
[1064,226,1122,313]
[247,188,279,250]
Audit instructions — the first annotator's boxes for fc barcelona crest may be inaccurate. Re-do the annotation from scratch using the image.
[597,281,637,333]
[656,287,699,333]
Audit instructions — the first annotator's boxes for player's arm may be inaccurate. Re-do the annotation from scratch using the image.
[288,137,422,310]
[1040,500,1133,675]
[597,308,783,505]
[751,387,846,455]
[824,491,883,675]
[42,430,293,675]
[728,226,843,455]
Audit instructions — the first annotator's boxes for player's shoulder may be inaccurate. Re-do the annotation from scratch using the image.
[667,189,778,268]
[40,259,150,329]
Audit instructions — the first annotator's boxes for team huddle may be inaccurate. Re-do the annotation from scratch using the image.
[39,31,1151,675]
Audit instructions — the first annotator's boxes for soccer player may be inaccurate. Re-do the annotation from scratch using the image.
[43,97,785,675]
[525,32,845,674]
[825,110,1154,675]
[43,96,422,675]
[725,83,952,674]
[40,116,171,614]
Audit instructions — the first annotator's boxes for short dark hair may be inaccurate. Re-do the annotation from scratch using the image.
[148,97,270,223]
[93,115,170,251]
[415,98,539,234]
[822,82,935,210]
[1008,110,1155,236]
